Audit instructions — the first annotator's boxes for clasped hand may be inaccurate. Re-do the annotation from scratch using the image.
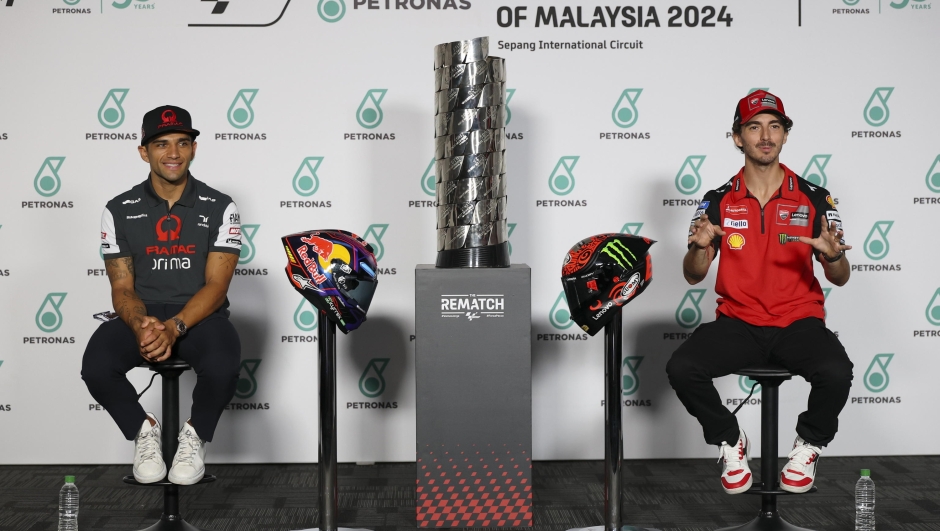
[135,317,179,362]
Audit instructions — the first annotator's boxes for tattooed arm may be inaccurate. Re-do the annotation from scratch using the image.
[105,256,165,360]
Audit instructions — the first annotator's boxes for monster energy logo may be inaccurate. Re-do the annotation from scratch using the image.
[228,89,258,129]
[600,240,637,269]
[863,353,893,393]
[622,356,642,396]
[779,234,800,244]
[235,359,262,399]
[98,89,128,129]
[359,358,389,397]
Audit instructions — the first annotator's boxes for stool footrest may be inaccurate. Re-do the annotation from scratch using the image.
[123,474,216,487]
[743,485,817,495]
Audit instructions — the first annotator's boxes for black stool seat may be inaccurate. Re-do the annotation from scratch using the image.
[735,365,794,380]
[123,475,216,487]
[141,357,193,371]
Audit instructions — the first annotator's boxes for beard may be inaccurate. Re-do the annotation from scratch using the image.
[743,141,780,167]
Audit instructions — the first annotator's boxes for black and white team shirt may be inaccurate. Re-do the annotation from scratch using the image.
[100,174,242,308]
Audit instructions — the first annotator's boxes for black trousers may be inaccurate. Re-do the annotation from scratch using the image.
[82,304,240,442]
[666,316,853,447]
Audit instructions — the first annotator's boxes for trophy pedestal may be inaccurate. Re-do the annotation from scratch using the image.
[414,264,532,528]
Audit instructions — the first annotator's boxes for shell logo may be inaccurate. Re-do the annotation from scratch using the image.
[728,233,746,250]
[826,195,836,208]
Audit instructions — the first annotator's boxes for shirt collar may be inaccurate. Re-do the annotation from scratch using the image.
[730,163,800,203]
[144,172,197,208]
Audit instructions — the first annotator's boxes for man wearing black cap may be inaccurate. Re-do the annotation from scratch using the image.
[666,91,854,495]
[82,106,242,485]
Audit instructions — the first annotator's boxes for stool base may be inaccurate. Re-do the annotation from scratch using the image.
[135,515,210,531]
[293,527,373,531]
[567,525,662,531]
[716,514,816,531]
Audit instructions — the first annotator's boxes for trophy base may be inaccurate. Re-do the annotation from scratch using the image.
[436,242,510,268]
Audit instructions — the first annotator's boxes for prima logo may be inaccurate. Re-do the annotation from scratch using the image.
[294,297,318,331]
[356,89,387,129]
[34,157,65,197]
[227,89,258,129]
[926,155,940,193]
[611,89,642,128]
[549,156,579,196]
[36,293,67,333]
[620,223,643,235]
[675,289,706,329]
[98,89,128,128]
[505,88,516,125]
[363,224,388,261]
[739,375,762,394]
[359,358,389,397]
[863,353,893,392]
[235,359,262,399]
[549,292,574,329]
[238,224,259,264]
[421,158,436,196]
[622,356,643,396]
[863,221,893,260]
[863,87,893,127]
[318,0,345,22]
[802,154,831,187]
[293,157,323,196]
[676,156,705,195]
[926,288,940,326]
[507,223,517,255]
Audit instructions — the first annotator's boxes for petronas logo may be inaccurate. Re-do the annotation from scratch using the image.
[747,87,769,95]
[675,155,705,196]
[317,0,345,22]
[600,240,637,269]
[822,287,831,319]
[34,157,65,197]
[36,293,67,333]
[235,359,262,399]
[802,155,831,188]
[227,89,258,129]
[239,225,259,264]
[925,155,940,193]
[98,89,128,129]
[622,356,643,396]
[363,224,388,261]
[611,89,642,128]
[549,156,578,196]
[505,89,516,125]
[863,353,893,393]
[620,223,643,235]
[926,288,940,326]
[675,289,706,329]
[507,223,517,255]
[294,298,318,332]
[421,158,436,196]
[863,87,893,127]
[863,221,893,260]
[549,292,574,329]
[738,375,762,394]
[359,358,389,398]
[843,0,860,5]
[356,89,386,129]
[293,157,323,197]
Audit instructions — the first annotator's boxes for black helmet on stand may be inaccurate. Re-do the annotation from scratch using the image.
[560,233,655,336]
[282,229,379,334]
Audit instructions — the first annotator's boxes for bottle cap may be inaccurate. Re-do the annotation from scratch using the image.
[860,469,870,476]
[65,475,75,483]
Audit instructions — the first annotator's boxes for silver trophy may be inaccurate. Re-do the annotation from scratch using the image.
[433,36,510,268]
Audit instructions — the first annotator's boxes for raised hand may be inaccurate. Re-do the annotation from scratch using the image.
[798,216,853,262]
[688,213,726,250]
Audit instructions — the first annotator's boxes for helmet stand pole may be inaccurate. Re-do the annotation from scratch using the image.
[568,311,660,531]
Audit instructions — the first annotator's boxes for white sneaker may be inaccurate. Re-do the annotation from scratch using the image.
[168,421,206,485]
[718,429,752,494]
[780,436,822,493]
[133,414,166,484]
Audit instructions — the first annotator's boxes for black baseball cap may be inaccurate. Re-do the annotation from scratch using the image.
[140,105,200,146]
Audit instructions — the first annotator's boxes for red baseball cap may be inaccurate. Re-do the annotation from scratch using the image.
[734,90,793,128]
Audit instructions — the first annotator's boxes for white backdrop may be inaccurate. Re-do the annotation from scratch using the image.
[1,0,938,465]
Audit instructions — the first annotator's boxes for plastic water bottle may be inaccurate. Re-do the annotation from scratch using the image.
[58,475,79,531]
[855,469,875,531]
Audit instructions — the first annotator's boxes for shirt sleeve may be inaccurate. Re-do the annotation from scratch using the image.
[101,206,131,259]
[812,192,844,243]
[210,201,242,254]
[687,192,721,252]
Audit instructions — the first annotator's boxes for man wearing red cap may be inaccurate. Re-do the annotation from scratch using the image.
[666,91,854,494]
[82,105,242,485]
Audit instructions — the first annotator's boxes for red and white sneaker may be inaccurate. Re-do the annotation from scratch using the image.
[718,429,752,494]
[780,436,822,493]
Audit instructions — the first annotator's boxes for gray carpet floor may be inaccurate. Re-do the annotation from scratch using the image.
[1,456,938,531]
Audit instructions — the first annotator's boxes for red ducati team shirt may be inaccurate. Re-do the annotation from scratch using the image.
[690,164,843,328]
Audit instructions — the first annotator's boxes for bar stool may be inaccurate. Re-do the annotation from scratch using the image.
[123,357,216,531]
[717,364,817,531]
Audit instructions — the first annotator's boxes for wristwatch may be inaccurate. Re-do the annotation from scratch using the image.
[824,249,845,263]
[172,317,188,336]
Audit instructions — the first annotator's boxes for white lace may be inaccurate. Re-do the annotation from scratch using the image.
[718,437,746,467]
[136,429,161,463]
[785,440,821,474]
[175,430,202,465]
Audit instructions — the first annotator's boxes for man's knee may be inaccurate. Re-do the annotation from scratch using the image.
[812,358,854,387]
[666,351,704,388]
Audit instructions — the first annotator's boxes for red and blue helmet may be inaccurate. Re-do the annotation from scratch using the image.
[282,229,378,334]
[560,233,654,336]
